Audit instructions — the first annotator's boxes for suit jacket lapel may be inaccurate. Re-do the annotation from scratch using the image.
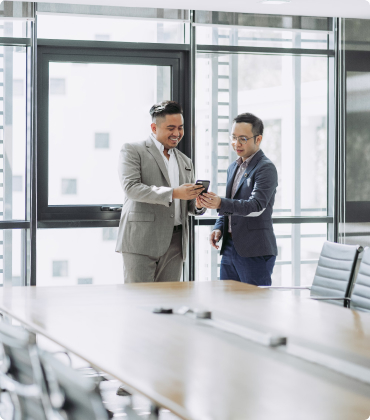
[226,162,239,198]
[233,150,264,197]
[146,137,171,187]
[174,149,186,186]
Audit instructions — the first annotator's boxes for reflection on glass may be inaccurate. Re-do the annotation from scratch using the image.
[38,15,185,44]
[195,50,327,217]
[48,62,171,205]
[37,228,122,286]
[341,222,370,248]
[346,71,370,202]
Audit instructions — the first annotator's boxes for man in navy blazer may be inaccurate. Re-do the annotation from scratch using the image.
[199,113,278,286]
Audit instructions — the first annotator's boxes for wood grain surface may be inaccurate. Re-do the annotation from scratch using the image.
[0,281,370,420]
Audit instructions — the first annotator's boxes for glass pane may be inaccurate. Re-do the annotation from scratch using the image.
[346,71,370,202]
[48,62,171,205]
[195,51,328,217]
[300,223,327,286]
[341,222,370,248]
[0,46,27,220]
[38,15,185,44]
[37,228,123,286]
[196,26,329,49]
[0,21,30,38]
[0,229,26,287]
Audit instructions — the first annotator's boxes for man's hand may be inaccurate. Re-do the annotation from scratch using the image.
[209,229,222,249]
[195,195,204,209]
[198,192,222,209]
[173,183,204,200]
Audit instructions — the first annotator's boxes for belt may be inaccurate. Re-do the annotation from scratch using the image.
[228,231,232,238]
[173,225,182,233]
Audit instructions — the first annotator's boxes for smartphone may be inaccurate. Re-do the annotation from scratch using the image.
[195,180,210,195]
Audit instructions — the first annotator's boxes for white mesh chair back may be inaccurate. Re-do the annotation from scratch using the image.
[40,350,110,420]
[351,247,370,312]
[310,241,361,305]
[0,322,52,420]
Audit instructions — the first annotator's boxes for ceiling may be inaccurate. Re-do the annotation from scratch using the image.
[32,0,370,19]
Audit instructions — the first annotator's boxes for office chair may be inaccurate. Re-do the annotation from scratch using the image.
[0,322,59,420]
[40,350,113,420]
[339,246,370,312]
[262,241,362,306]
[41,351,145,420]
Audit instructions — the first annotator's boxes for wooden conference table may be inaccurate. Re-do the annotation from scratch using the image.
[0,281,370,420]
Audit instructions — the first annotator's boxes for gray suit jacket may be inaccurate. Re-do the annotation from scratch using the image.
[115,137,205,260]
[213,150,278,258]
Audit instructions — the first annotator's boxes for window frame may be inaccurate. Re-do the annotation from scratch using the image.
[37,39,190,225]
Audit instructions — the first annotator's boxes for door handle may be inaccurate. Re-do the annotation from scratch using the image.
[100,206,122,212]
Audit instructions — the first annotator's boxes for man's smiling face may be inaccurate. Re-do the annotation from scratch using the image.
[151,114,184,150]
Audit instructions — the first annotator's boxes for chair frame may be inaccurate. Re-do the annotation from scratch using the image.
[0,323,63,420]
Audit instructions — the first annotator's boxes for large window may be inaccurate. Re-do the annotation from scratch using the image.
[194,22,334,286]
[34,9,190,285]
[3,6,335,286]
[0,15,33,287]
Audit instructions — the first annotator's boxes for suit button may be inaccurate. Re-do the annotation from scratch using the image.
[170,214,174,218]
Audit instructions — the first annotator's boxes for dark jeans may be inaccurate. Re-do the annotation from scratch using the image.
[220,237,276,286]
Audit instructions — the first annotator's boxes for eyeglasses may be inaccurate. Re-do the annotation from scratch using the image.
[229,134,258,145]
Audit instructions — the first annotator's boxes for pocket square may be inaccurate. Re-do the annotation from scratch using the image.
[185,167,191,171]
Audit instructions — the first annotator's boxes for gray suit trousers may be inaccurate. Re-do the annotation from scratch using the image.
[121,231,183,283]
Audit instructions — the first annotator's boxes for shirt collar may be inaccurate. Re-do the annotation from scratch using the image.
[236,149,259,167]
[150,133,173,155]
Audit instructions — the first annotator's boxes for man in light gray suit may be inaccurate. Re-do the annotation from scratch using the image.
[116,101,205,283]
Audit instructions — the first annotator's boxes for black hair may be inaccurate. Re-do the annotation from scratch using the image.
[149,100,183,122]
[233,113,264,137]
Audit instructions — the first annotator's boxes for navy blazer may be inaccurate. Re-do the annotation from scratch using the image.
[213,149,278,258]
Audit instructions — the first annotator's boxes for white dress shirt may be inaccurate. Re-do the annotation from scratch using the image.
[150,133,182,226]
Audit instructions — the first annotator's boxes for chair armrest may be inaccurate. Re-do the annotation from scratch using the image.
[0,371,40,398]
[259,285,311,290]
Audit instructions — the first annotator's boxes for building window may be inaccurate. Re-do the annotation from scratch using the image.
[61,179,77,195]
[102,227,118,241]
[50,78,66,95]
[78,277,93,285]
[12,175,22,192]
[95,133,110,149]
[13,79,24,96]
[53,261,68,277]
